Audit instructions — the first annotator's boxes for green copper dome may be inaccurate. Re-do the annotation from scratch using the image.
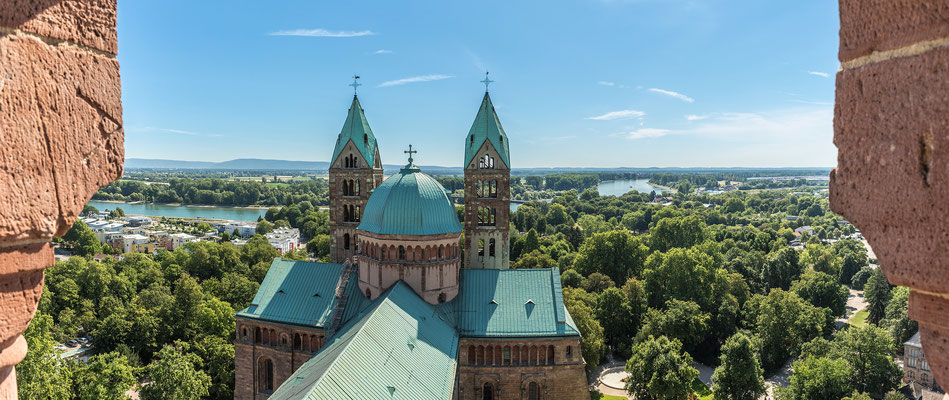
[358,163,461,236]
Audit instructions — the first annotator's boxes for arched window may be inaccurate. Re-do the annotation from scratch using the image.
[438,245,444,258]
[354,180,360,195]
[242,327,247,338]
[482,383,494,400]
[468,346,476,365]
[528,382,539,400]
[495,346,502,365]
[254,327,261,344]
[485,346,494,366]
[438,292,446,303]
[311,335,320,352]
[398,246,406,260]
[258,358,274,394]
[354,206,361,222]
[344,233,350,250]
[566,345,573,358]
[477,345,485,365]
[489,239,496,257]
[365,288,371,298]
[530,345,537,365]
[503,346,511,365]
[478,239,485,257]
[547,345,555,364]
[294,333,302,350]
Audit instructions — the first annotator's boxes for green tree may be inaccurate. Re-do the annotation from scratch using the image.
[512,249,557,269]
[745,289,831,371]
[791,270,849,316]
[574,230,648,284]
[563,289,605,371]
[595,287,629,347]
[305,234,331,259]
[255,220,273,235]
[864,268,891,325]
[723,198,745,214]
[636,300,710,353]
[711,332,766,400]
[763,247,803,290]
[17,312,73,400]
[560,269,583,288]
[191,336,235,400]
[784,356,853,400]
[580,272,615,293]
[882,286,917,344]
[625,336,699,400]
[650,215,708,252]
[834,325,901,397]
[141,343,211,400]
[73,352,137,400]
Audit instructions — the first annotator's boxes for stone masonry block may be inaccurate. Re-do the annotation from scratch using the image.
[0,0,118,54]
[0,33,123,241]
[839,0,949,62]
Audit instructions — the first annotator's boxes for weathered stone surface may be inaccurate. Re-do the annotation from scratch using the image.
[0,242,51,277]
[0,0,117,54]
[839,0,949,62]
[0,269,43,363]
[831,47,949,294]
[0,32,123,241]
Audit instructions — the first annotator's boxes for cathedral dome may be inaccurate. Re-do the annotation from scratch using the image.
[358,162,462,236]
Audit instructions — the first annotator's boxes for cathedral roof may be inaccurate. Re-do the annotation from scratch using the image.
[357,163,461,236]
[268,281,458,400]
[330,95,379,167]
[464,92,511,169]
[455,267,580,337]
[235,259,356,328]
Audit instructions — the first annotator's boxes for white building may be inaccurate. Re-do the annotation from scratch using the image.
[223,222,256,238]
[266,228,300,254]
[169,232,198,250]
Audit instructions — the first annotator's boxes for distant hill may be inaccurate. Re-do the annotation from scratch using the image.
[125,158,831,177]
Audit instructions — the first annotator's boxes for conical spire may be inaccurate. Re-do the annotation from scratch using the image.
[464,92,510,169]
[331,95,379,167]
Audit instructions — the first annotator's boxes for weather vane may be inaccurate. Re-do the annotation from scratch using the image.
[349,74,362,95]
[404,144,417,164]
[481,71,493,92]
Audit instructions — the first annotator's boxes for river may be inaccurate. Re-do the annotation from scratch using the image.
[86,200,267,222]
[510,179,666,211]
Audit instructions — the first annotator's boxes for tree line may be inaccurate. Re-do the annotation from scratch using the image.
[93,178,328,207]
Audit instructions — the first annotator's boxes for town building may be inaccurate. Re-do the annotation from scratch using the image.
[265,228,301,255]
[225,222,257,238]
[905,331,942,391]
[169,232,198,250]
[233,86,587,399]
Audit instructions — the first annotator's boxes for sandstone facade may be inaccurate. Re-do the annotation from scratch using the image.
[0,1,124,397]
[233,318,325,400]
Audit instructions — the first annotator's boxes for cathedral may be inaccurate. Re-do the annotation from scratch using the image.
[233,82,588,400]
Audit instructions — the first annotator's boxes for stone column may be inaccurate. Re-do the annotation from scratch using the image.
[831,0,949,390]
[0,1,123,397]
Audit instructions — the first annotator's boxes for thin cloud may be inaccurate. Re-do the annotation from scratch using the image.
[131,126,223,138]
[374,49,393,54]
[685,114,708,121]
[648,88,694,103]
[598,81,616,86]
[808,71,830,78]
[625,128,670,139]
[587,109,646,120]
[377,74,454,87]
[269,29,374,37]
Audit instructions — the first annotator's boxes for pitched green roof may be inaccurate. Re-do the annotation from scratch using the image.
[464,92,511,169]
[357,164,462,236]
[235,258,349,328]
[269,281,458,400]
[331,95,379,167]
[455,267,580,337]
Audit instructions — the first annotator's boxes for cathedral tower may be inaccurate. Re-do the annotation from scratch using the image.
[329,94,384,263]
[463,84,511,269]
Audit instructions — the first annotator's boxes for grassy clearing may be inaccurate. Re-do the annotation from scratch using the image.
[691,378,713,400]
[590,392,627,400]
[848,309,868,328]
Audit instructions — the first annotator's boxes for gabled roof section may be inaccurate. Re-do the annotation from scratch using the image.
[457,267,580,337]
[331,95,378,167]
[235,258,347,328]
[464,92,511,169]
[269,282,459,400]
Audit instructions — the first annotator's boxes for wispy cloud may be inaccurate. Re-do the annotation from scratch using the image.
[268,29,374,37]
[130,126,223,138]
[374,49,393,54]
[377,74,454,87]
[598,81,615,86]
[685,114,708,121]
[587,109,646,121]
[788,99,833,106]
[648,88,694,103]
[625,128,671,139]
[808,71,830,78]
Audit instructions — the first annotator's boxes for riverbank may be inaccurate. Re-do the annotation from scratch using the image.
[89,199,271,210]
[86,200,269,222]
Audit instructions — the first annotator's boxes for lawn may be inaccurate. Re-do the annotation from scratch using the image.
[848,309,869,328]
[589,392,626,400]
[691,377,713,400]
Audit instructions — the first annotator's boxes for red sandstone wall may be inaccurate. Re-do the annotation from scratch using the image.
[0,1,123,398]
[831,0,949,390]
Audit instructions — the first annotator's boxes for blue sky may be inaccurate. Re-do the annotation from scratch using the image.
[118,0,839,168]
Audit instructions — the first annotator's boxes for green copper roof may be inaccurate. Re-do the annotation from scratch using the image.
[269,281,458,400]
[464,92,511,169]
[456,267,580,337]
[235,258,349,328]
[331,95,379,167]
[357,163,462,236]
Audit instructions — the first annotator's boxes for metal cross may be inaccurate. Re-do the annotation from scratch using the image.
[349,75,362,94]
[481,71,493,92]
[404,144,417,163]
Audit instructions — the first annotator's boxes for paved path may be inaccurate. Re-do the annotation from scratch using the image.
[836,288,868,329]
[589,360,630,399]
